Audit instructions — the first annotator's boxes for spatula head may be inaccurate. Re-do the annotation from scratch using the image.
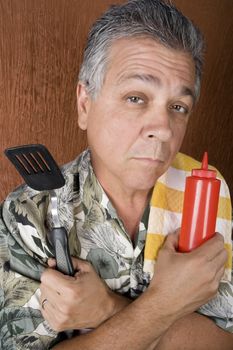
[5,144,65,191]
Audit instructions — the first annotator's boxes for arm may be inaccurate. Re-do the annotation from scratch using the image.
[41,232,228,349]
[53,313,233,350]
[51,286,176,350]
[156,312,233,350]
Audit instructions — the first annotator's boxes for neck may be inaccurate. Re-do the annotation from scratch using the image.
[90,154,154,238]
[100,180,152,239]
[98,172,152,207]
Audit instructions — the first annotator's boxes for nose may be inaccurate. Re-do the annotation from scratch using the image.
[142,111,173,142]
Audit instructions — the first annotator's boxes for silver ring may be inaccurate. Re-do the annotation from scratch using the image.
[41,298,48,310]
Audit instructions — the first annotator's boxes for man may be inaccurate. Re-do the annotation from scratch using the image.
[0,0,233,349]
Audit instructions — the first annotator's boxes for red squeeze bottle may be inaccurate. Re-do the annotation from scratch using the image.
[178,152,221,252]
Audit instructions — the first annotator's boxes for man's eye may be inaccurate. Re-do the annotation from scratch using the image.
[127,96,144,104]
[171,104,188,114]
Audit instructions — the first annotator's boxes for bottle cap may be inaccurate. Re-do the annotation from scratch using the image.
[192,152,217,179]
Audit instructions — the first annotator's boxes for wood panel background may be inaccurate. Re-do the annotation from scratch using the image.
[0,0,232,201]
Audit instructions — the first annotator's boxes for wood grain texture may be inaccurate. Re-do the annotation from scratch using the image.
[0,0,232,201]
[175,0,233,197]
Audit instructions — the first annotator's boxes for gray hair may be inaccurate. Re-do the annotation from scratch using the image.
[79,0,204,100]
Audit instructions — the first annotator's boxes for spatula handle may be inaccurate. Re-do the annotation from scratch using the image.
[49,227,75,276]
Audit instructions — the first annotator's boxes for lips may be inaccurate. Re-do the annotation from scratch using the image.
[129,142,169,162]
[131,152,166,162]
[132,156,165,163]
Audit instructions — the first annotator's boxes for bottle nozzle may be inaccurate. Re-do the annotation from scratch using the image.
[192,151,217,178]
[202,151,208,170]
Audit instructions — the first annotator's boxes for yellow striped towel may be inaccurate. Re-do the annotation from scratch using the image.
[144,152,232,282]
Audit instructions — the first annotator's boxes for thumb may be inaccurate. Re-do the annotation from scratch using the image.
[71,257,91,273]
[163,229,180,251]
[47,258,57,268]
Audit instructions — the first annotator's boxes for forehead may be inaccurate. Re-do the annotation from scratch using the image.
[104,37,196,94]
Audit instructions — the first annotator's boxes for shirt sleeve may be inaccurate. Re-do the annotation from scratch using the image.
[197,265,233,333]
[0,192,60,349]
[196,178,233,333]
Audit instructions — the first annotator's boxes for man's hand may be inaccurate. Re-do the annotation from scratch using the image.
[40,258,130,331]
[149,231,227,320]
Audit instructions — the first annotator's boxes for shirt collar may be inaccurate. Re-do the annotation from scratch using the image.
[73,149,151,229]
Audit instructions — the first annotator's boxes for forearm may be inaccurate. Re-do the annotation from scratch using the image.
[107,290,132,321]
[155,312,233,350]
[52,289,175,350]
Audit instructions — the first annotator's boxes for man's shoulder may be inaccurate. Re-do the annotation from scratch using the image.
[61,148,90,177]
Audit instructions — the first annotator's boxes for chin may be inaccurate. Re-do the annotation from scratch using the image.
[120,163,169,191]
[125,176,159,192]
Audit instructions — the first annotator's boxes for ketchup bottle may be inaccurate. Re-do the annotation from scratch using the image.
[178,152,221,252]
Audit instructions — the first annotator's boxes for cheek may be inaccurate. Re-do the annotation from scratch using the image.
[171,122,187,150]
[88,108,137,150]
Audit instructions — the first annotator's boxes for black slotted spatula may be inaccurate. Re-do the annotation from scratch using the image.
[5,144,74,276]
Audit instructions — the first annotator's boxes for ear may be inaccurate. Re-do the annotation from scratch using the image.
[76,82,91,130]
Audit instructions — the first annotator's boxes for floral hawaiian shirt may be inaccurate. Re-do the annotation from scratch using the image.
[0,150,151,349]
[1,149,233,349]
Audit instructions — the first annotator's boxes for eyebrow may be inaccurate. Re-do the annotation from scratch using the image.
[117,73,196,103]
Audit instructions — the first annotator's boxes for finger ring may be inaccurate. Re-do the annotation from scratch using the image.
[41,298,48,310]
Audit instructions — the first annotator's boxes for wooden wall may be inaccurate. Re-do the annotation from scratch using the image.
[177,0,233,196]
[0,0,232,201]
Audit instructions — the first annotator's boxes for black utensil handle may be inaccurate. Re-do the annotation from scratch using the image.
[49,227,75,276]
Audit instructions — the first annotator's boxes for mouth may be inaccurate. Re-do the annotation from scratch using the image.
[132,157,165,165]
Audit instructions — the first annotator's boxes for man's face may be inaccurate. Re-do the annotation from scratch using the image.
[77,38,196,194]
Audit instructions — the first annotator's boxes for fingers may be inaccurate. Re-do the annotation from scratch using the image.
[189,233,227,284]
[47,257,91,274]
[212,247,228,276]
[40,259,95,314]
[40,269,80,319]
[41,297,54,316]
[40,296,64,331]
[193,232,226,262]
[40,281,62,311]
[41,266,75,285]
[41,268,76,307]
[215,265,226,283]
[42,258,92,287]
